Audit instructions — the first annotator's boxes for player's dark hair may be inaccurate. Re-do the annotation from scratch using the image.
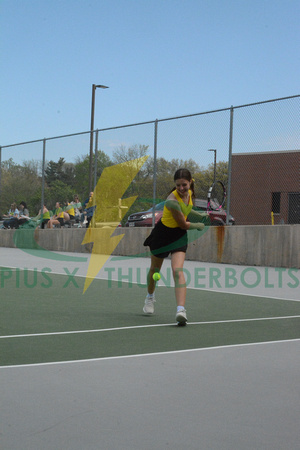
[169,168,195,201]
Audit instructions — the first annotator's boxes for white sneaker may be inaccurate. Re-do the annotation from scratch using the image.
[143,295,155,314]
[176,308,187,326]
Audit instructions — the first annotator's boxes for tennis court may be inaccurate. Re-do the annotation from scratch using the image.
[1,248,299,449]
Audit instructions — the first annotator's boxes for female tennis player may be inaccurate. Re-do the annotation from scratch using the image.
[143,168,207,325]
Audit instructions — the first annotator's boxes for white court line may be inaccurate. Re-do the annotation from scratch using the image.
[1,315,300,339]
[1,338,300,369]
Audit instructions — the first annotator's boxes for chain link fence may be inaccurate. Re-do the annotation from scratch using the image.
[0,95,299,225]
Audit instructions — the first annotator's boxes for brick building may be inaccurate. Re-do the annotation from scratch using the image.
[230,150,300,225]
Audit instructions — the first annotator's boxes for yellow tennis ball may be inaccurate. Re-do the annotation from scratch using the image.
[153,272,161,281]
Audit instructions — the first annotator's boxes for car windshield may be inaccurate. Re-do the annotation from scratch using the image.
[148,202,165,212]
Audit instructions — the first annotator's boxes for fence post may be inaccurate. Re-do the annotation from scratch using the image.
[94,129,99,189]
[0,146,2,203]
[152,119,158,227]
[40,138,46,225]
[226,106,234,225]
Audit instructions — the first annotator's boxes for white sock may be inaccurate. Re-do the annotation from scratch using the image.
[147,293,154,299]
[177,306,185,312]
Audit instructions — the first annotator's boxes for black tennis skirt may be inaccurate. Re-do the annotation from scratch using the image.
[143,219,188,258]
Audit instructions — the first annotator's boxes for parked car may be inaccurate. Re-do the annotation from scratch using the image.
[125,202,165,227]
[125,199,235,227]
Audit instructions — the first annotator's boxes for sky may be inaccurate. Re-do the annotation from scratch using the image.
[0,0,299,165]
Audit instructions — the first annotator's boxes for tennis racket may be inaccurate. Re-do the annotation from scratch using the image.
[207,180,226,211]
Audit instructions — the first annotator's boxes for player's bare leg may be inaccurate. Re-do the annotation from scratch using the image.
[143,255,163,314]
[147,255,164,294]
[171,251,188,325]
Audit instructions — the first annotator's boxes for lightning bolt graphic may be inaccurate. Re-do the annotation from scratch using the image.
[81,156,149,293]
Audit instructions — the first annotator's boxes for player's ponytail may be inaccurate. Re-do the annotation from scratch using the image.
[190,178,195,202]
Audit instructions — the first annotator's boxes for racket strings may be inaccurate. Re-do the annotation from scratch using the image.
[208,181,226,210]
[211,184,223,207]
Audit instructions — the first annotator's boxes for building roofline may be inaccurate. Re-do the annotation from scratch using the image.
[233,149,300,156]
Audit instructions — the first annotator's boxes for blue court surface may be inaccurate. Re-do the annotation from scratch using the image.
[1,248,299,449]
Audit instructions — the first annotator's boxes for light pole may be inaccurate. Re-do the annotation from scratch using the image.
[89,84,109,193]
[208,149,217,183]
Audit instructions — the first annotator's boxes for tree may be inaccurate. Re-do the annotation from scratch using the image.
[194,161,228,199]
[46,180,74,208]
[112,144,149,166]
[74,151,113,200]
[111,144,150,199]
[45,157,75,187]
[0,159,42,216]
[45,157,65,186]
[0,150,229,220]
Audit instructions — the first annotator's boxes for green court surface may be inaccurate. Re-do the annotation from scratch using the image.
[1,269,300,367]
